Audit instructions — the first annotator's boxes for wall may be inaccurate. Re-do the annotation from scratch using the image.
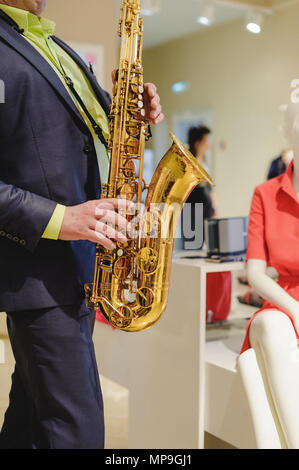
[45,0,118,92]
[143,2,299,217]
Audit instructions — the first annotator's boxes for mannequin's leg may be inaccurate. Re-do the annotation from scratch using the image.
[238,349,284,448]
[249,309,299,449]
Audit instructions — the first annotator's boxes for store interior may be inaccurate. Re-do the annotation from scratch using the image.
[1,0,299,449]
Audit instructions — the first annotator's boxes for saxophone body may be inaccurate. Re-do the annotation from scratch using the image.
[85,0,214,332]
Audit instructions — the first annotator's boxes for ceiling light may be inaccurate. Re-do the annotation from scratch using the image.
[197,2,215,27]
[246,10,264,34]
[141,0,161,16]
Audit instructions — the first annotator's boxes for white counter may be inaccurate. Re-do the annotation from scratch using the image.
[93,256,258,449]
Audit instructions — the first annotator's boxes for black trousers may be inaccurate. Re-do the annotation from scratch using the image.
[0,302,105,449]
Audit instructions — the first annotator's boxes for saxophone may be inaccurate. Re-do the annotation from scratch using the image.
[85,0,214,332]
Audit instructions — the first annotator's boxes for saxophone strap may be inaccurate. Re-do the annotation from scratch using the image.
[62,74,108,148]
[0,9,108,148]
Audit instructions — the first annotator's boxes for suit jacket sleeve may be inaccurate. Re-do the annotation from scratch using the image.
[0,180,57,253]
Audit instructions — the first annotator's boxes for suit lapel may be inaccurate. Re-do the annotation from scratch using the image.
[0,17,98,132]
[51,35,111,117]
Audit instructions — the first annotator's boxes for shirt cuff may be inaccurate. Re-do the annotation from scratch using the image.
[42,204,66,240]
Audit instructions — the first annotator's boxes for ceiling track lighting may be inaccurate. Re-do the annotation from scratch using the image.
[197,0,274,16]
[193,0,274,34]
[245,10,264,34]
[141,0,161,17]
[197,1,216,27]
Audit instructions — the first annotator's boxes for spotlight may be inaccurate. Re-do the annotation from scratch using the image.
[141,0,161,16]
[246,10,264,34]
[197,2,215,27]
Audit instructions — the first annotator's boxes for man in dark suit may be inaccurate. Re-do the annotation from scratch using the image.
[0,0,164,449]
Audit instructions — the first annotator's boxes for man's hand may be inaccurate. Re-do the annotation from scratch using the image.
[111,71,164,125]
[59,199,135,250]
[143,83,164,125]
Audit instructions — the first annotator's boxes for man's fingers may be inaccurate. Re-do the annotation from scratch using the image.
[142,82,165,126]
[153,113,165,125]
[97,233,116,250]
[86,229,116,249]
[95,209,130,232]
[150,103,162,120]
[150,94,160,107]
[96,198,136,212]
[144,83,157,98]
[95,220,128,244]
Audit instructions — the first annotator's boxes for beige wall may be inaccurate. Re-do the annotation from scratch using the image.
[45,0,118,91]
[143,2,299,217]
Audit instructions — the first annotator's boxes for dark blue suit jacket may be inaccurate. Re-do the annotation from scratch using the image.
[0,15,111,312]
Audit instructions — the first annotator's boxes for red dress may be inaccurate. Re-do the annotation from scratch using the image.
[241,161,299,354]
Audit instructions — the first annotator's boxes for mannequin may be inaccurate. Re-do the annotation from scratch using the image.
[239,99,299,449]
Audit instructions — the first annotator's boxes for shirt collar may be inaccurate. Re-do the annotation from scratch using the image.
[0,4,55,36]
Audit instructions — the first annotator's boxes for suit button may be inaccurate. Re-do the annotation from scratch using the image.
[6,234,12,240]
[0,230,5,237]
[13,236,19,243]
[83,143,92,154]
[20,240,26,246]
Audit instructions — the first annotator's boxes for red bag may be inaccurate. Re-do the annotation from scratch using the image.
[206,272,232,323]
[96,309,116,329]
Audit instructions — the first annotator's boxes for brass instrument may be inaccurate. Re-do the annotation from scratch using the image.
[85,0,214,332]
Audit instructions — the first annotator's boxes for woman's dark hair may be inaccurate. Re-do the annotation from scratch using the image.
[188,125,211,157]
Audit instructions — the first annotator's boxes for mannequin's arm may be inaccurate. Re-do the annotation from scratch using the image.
[247,259,299,330]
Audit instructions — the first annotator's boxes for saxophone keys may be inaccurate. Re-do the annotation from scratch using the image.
[138,100,143,109]
[127,120,140,137]
[99,254,114,273]
[138,85,144,94]
[119,183,136,200]
[126,136,139,154]
[136,287,154,308]
[123,160,136,178]
[113,256,132,280]
[136,247,159,274]
[109,304,134,330]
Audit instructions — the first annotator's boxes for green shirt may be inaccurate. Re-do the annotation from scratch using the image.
[0,5,110,239]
